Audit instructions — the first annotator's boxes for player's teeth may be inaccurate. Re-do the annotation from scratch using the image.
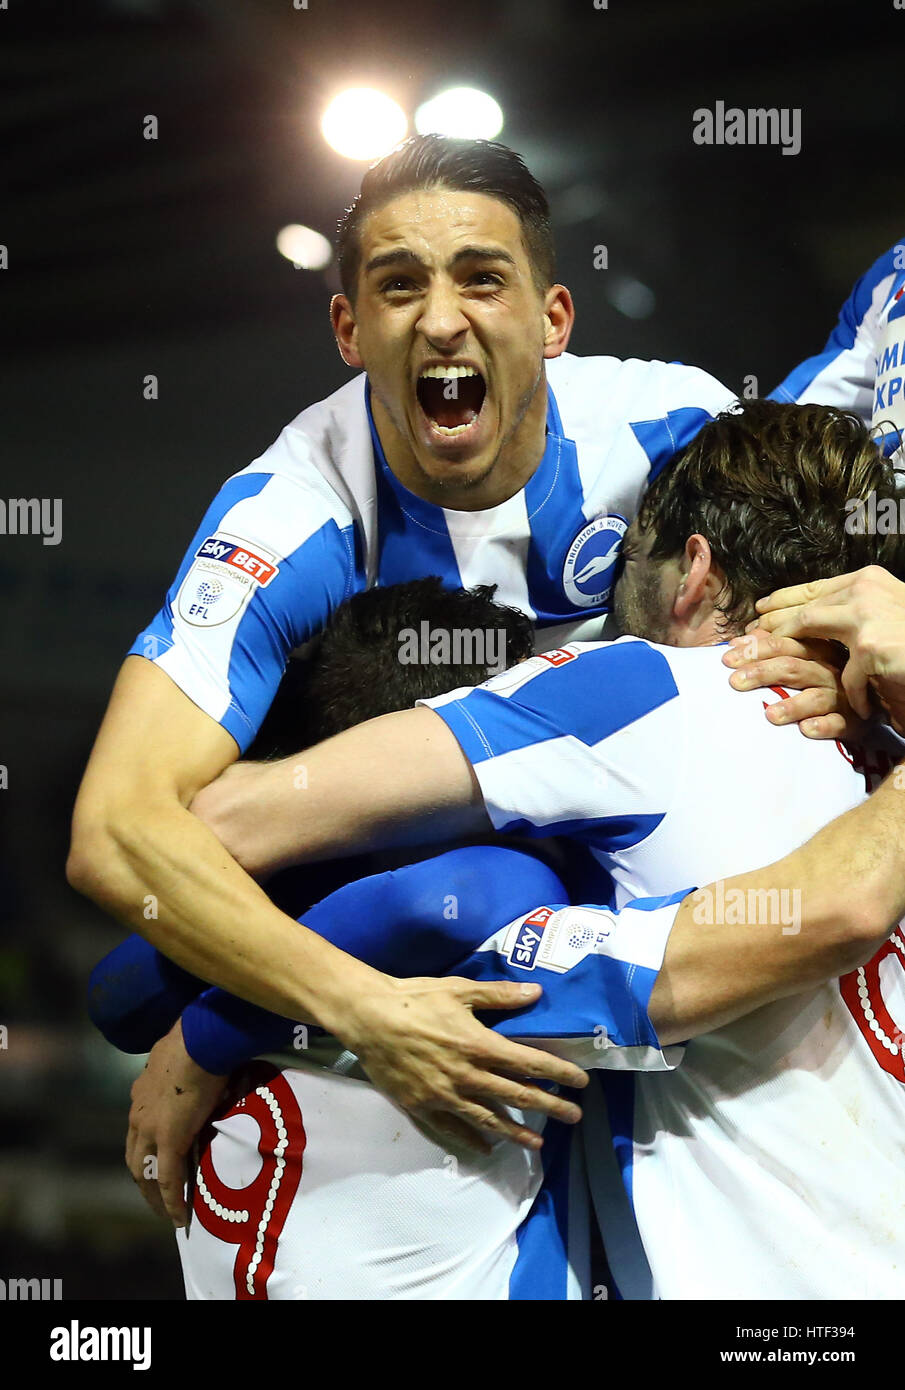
[432,420,473,435]
[419,365,478,379]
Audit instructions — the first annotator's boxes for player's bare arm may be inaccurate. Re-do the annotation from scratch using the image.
[68,659,587,1154]
[194,701,905,1041]
[650,757,905,1042]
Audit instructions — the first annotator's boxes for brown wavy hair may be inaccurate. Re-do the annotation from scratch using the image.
[636,399,905,631]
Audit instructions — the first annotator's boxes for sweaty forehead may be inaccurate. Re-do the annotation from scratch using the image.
[360,189,526,264]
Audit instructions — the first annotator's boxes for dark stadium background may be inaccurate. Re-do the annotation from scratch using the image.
[0,0,901,1299]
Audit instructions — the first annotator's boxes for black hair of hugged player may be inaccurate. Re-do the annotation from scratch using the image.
[250,577,535,757]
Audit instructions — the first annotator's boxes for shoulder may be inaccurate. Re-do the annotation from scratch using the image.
[546,352,734,478]
[221,374,373,544]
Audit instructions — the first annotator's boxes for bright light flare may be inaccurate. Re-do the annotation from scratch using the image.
[415,87,504,139]
[275,224,333,271]
[321,88,408,160]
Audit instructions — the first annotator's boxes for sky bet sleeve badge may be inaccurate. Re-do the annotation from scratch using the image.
[176,532,281,627]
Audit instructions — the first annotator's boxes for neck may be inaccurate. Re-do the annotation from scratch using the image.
[371,370,549,511]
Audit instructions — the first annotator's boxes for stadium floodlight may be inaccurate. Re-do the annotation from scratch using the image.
[321,89,408,160]
[414,87,504,139]
[276,224,333,271]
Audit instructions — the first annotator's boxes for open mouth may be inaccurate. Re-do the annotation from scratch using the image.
[416,365,487,436]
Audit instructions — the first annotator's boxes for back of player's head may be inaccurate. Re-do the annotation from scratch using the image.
[336,133,555,301]
[635,398,905,631]
[252,577,535,755]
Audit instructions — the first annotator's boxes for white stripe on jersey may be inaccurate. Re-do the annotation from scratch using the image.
[442,487,536,623]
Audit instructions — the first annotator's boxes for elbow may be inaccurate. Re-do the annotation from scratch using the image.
[822,893,895,977]
[840,895,897,959]
[66,822,110,900]
[67,813,132,910]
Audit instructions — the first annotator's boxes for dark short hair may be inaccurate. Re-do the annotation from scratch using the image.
[637,398,905,631]
[336,134,555,301]
[249,577,535,756]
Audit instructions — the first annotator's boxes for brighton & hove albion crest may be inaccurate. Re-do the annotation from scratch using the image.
[562,514,627,608]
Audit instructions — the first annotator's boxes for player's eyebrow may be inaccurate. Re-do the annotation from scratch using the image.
[364,245,518,277]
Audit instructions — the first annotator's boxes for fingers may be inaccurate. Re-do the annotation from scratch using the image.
[466,1071,584,1124]
[461,979,543,1011]
[475,1032,588,1094]
[724,631,839,667]
[751,602,852,643]
[125,1127,171,1222]
[727,655,840,696]
[754,573,853,615]
[156,1144,189,1228]
[841,655,874,721]
[421,1093,564,1151]
[419,1113,493,1156]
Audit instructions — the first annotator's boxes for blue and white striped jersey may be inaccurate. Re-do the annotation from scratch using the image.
[129,354,733,750]
[422,636,905,1299]
[771,240,905,452]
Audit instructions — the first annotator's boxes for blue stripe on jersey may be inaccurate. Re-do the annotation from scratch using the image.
[221,515,360,747]
[524,386,607,625]
[770,243,904,404]
[128,472,274,659]
[448,809,664,852]
[432,640,679,763]
[603,1070,638,1223]
[631,406,714,482]
[365,382,463,591]
[509,1117,576,1300]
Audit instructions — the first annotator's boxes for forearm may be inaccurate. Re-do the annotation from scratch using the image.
[70,796,380,1033]
[191,708,485,878]
[651,763,905,1043]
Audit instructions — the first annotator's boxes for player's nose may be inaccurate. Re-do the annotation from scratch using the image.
[416,280,470,346]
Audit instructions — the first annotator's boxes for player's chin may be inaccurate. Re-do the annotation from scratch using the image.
[422,451,497,490]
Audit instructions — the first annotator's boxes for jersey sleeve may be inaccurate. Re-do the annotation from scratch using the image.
[458,895,686,1071]
[769,242,904,425]
[87,933,205,1053]
[419,639,682,848]
[179,845,570,1073]
[128,457,361,752]
[175,845,683,1076]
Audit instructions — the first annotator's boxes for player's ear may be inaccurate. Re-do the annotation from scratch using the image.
[331,294,364,368]
[674,534,716,618]
[541,284,574,359]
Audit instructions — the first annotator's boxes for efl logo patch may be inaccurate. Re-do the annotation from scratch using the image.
[538,647,578,668]
[177,532,280,627]
[195,536,280,586]
[507,907,554,971]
